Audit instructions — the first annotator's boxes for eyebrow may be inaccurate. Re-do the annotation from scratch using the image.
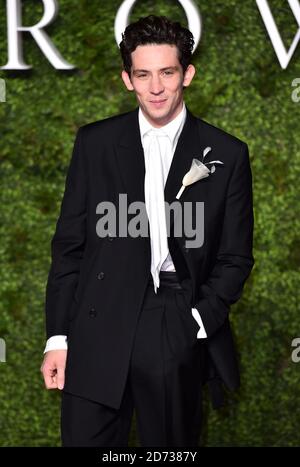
[132,66,179,75]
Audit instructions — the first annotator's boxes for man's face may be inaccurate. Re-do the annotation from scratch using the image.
[121,44,195,127]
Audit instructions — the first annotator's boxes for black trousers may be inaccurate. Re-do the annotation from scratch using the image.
[61,271,206,447]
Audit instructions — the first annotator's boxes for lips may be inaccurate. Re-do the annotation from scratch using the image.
[149,99,167,108]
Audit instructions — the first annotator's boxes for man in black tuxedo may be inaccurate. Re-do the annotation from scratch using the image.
[41,15,254,447]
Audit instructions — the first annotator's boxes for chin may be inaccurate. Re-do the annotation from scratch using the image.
[142,104,171,124]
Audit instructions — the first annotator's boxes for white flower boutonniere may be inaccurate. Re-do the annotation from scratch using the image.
[176,147,224,200]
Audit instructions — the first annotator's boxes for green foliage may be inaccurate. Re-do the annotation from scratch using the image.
[0,0,299,446]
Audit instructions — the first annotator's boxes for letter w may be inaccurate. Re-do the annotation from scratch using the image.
[256,0,300,69]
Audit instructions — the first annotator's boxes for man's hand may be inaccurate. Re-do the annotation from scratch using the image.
[40,350,67,390]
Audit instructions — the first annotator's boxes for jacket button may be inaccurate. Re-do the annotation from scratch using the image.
[184,247,189,253]
[89,308,97,318]
[97,272,105,280]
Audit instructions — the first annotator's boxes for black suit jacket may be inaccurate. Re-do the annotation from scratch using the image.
[45,105,254,410]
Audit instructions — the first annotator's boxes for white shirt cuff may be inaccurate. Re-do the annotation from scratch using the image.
[44,335,68,354]
[191,308,207,338]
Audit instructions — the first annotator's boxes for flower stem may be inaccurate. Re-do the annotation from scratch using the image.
[176,185,185,199]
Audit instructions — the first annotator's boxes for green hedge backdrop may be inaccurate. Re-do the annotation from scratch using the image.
[0,0,299,446]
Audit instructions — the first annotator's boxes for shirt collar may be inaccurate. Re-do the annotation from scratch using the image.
[138,101,187,151]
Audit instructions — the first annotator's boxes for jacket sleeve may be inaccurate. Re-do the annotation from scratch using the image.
[44,127,87,338]
[194,142,254,338]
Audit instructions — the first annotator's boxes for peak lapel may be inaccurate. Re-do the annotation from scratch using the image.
[116,106,145,204]
[164,106,202,205]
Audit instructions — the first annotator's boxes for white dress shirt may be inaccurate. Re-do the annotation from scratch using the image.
[44,102,206,353]
[139,102,185,276]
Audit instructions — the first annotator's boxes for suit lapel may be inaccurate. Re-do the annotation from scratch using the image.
[115,104,205,209]
[116,107,146,204]
[164,106,202,205]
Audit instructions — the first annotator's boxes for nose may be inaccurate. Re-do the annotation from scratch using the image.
[149,74,164,95]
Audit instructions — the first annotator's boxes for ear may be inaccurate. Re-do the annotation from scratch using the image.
[121,70,134,91]
[182,64,196,88]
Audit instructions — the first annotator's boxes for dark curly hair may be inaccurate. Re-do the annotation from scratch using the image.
[119,15,194,77]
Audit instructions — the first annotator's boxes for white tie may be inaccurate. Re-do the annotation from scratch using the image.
[144,128,170,294]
